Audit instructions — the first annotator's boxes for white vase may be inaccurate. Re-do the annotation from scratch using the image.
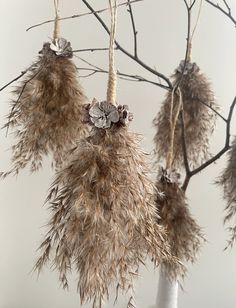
[155,266,179,308]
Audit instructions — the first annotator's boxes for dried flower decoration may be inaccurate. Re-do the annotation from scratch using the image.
[218,137,236,247]
[87,99,133,129]
[155,167,205,280]
[1,9,87,178]
[49,37,73,57]
[34,1,176,307]
[153,60,218,169]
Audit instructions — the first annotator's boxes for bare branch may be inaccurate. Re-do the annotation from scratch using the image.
[0,71,27,92]
[205,0,236,26]
[73,47,111,53]
[0,62,40,93]
[182,96,236,190]
[193,96,236,175]
[81,0,172,90]
[175,0,192,90]
[190,0,198,9]
[76,57,167,88]
[197,98,227,122]
[127,0,138,57]
[223,0,231,13]
[26,0,145,32]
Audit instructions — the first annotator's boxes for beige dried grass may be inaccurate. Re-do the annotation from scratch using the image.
[155,170,205,280]
[219,137,236,247]
[2,41,87,177]
[153,61,217,169]
[34,123,176,307]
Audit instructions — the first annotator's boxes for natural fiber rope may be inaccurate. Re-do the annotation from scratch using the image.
[53,0,60,40]
[106,0,118,105]
[166,88,183,169]
[187,0,203,62]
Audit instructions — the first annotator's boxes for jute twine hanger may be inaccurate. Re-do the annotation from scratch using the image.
[165,0,203,169]
[106,0,118,105]
[53,0,60,40]
[166,87,183,170]
[187,0,203,62]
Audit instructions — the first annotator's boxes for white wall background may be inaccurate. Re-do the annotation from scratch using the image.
[1,0,236,307]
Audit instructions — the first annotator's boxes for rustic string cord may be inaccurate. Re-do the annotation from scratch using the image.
[53,0,60,40]
[107,0,118,105]
[187,0,203,61]
[166,88,183,169]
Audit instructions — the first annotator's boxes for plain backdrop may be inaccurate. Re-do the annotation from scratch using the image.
[1,1,236,308]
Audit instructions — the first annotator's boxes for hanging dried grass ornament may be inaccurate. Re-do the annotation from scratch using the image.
[155,168,204,280]
[34,1,175,307]
[218,137,236,247]
[153,59,217,169]
[154,83,204,280]
[1,2,87,177]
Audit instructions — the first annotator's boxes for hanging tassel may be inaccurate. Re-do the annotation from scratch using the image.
[34,1,177,307]
[1,1,87,177]
[218,137,236,247]
[35,119,174,307]
[154,72,204,280]
[153,60,217,169]
[155,168,205,280]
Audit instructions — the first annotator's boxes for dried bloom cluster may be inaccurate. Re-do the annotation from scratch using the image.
[2,38,87,177]
[219,137,236,247]
[35,102,175,307]
[155,168,204,280]
[153,60,217,169]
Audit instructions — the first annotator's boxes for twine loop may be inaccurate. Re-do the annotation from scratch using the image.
[106,0,118,105]
[53,0,60,40]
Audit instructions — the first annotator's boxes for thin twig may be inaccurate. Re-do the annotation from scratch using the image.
[175,0,192,90]
[73,47,112,53]
[182,96,236,190]
[127,0,138,57]
[81,0,172,90]
[205,0,236,26]
[26,0,145,32]
[0,71,27,92]
[175,0,193,186]
[76,57,166,88]
[197,98,227,122]
[223,0,231,13]
[190,0,198,9]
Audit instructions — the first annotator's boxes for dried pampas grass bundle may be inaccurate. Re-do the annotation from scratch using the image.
[219,137,236,247]
[34,103,173,307]
[34,2,178,306]
[153,60,217,169]
[1,38,87,177]
[155,168,204,280]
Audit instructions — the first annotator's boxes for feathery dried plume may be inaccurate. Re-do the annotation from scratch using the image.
[155,168,205,280]
[153,60,217,169]
[34,101,175,308]
[1,38,87,177]
[218,137,236,247]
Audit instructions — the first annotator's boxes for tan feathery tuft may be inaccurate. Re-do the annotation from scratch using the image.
[218,137,236,247]
[153,61,217,169]
[155,169,205,280]
[2,39,87,177]
[34,119,177,307]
